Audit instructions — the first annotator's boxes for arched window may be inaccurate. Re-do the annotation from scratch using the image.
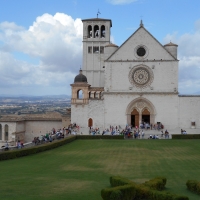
[101,25,105,38]
[94,25,99,38]
[5,124,8,141]
[88,118,93,127]
[0,124,2,140]
[88,25,92,38]
[77,89,84,99]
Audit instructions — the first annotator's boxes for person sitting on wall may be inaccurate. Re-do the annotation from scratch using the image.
[5,141,9,151]
[156,135,159,139]
[183,130,187,134]
[181,129,183,134]
[21,141,24,148]
[17,141,21,149]
[142,130,145,139]
[161,130,164,137]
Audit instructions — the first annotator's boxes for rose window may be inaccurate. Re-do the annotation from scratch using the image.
[129,65,154,88]
[133,68,149,85]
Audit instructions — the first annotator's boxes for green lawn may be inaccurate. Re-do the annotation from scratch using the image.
[0,139,200,200]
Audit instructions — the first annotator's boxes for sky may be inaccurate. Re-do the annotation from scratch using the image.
[0,0,200,96]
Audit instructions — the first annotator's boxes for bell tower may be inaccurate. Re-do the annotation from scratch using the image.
[82,17,112,87]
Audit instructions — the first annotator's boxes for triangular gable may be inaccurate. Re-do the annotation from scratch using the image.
[106,25,177,61]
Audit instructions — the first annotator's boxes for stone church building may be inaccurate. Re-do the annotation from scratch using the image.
[71,17,200,134]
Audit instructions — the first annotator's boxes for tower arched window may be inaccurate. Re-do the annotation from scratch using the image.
[88,25,92,38]
[77,89,84,99]
[5,124,8,141]
[94,25,99,38]
[89,92,91,99]
[101,25,105,38]
[0,124,2,140]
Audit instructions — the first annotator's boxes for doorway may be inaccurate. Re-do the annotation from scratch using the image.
[142,109,150,124]
[88,118,93,127]
[131,109,139,128]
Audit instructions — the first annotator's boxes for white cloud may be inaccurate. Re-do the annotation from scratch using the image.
[0,13,82,95]
[164,19,200,94]
[106,0,138,5]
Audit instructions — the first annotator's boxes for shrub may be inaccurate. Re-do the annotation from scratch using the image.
[110,176,134,187]
[101,185,136,200]
[102,176,189,200]
[76,135,124,140]
[143,177,167,191]
[186,180,200,195]
[0,135,76,161]
[172,134,200,139]
[110,190,122,200]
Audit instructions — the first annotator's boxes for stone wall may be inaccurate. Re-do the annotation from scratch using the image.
[178,96,200,129]
[25,120,62,142]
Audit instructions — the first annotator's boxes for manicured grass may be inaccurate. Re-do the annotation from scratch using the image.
[0,139,200,200]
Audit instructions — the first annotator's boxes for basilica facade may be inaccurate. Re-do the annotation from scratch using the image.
[71,17,200,134]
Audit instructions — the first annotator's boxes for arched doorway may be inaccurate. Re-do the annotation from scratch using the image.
[126,97,156,126]
[142,109,150,124]
[88,118,93,127]
[131,109,139,128]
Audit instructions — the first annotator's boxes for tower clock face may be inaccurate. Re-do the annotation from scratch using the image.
[129,65,154,88]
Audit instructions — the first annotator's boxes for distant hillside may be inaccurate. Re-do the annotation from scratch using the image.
[0,94,71,99]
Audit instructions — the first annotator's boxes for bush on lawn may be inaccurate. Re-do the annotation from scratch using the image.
[143,177,167,191]
[102,176,189,200]
[110,176,135,187]
[186,180,200,195]
[101,184,136,200]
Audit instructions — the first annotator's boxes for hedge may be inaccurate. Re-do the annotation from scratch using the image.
[0,135,76,161]
[186,180,200,195]
[101,185,136,200]
[76,135,124,139]
[172,134,200,139]
[143,177,167,191]
[101,176,189,200]
[110,176,135,187]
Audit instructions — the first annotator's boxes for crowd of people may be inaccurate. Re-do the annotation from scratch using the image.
[88,123,171,140]
[32,123,80,145]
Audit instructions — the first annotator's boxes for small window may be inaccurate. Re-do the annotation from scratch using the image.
[137,47,146,57]
[93,46,99,53]
[100,46,104,54]
[88,46,92,53]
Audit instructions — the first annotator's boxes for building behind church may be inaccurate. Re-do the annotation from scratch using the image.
[71,17,200,134]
